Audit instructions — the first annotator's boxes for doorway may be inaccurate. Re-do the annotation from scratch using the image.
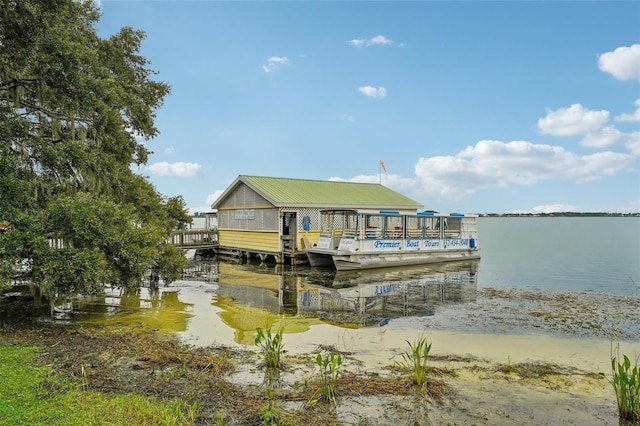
[282,212,297,250]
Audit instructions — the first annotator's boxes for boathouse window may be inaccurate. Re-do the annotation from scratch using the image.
[234,209,255,220]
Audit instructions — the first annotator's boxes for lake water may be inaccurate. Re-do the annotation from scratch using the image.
[70,216,639,346]
[63,217,639,426]
[476,216,639,296]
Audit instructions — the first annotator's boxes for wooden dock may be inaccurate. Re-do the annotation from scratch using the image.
[168,230,308,265]
[168,229,218,250]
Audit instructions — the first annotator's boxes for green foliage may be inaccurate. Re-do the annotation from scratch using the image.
[610,344,640,422]
[157,243,189,284]
[255,327,285,369]
[215,410,229,426]
[395,337,432,386]
[0,344,196,425]
[0,0,187,308]
[260,390,279,426]
[37,247,109,308]
[315,350,342,404]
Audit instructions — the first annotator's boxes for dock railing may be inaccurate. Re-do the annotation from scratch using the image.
[168,229,218,249]
[47,230,218,250]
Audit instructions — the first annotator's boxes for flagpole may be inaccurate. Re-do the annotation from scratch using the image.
[379,160,386,184]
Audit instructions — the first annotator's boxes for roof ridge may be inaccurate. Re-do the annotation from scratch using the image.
[211,175,423,210]
[240,175,382,186]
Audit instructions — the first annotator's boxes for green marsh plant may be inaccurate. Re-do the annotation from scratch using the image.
[396,337,432,387]
[215,410,229,426]
[255,327,285,369]
[260,390,279,426]
[609,344,640,422]
[316,350,342,404]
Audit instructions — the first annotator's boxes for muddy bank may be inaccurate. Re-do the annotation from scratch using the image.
[2,285,639,425]
[0,321,632,426]
[436,287,640,341]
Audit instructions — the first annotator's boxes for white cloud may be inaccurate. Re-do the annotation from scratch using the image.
[598,44,640,81]
[616,98,640,122]
[580,126,640,155]
[338,113,355,122]
[509,201,640,214]
[146,161,200,177]
[187,191,225,214]
[537,104,609,136]
[164,145,175,154]
[580,125,624,148]
[262,56,289,73]
[626,131,640,156]
[625,200,640,213]
[206,190,224,205]
[508,204,579,214]
[403,140,634,199]
[329,174,421,200]
[348,35,396,48]
[359,86,387,99]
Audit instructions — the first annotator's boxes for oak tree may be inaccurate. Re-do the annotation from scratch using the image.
[0,0,189,308]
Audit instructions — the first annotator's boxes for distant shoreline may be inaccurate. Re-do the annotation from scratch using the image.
[478,212,639,217]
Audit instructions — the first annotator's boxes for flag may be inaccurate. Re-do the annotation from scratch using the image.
[379,160,387,172]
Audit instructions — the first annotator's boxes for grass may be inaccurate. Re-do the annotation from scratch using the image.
[0,344,197,426]
[214,410,229,426]
[255,327,285,369]
[609,344,640,422]
[260,390,279,426]
[395,337,432,387]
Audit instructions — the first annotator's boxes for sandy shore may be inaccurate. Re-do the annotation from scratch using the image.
[280,323,638,373]
[214,321,637,425]
[69,281,640,424]
[209,286,640,425]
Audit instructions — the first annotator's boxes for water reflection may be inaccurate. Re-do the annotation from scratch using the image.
[69,259,478,345]
[204,259,478,330]
[300,261,478,327]
[212,262,323,343]
[72,287,193,334]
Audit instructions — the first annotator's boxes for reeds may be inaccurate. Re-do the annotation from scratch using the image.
[610,344,640,422]
[396,337,432,387]
[255,327,284,369]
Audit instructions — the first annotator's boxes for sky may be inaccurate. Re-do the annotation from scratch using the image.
[95,1,640,214]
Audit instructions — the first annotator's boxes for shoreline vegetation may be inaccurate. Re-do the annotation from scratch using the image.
[0,321,634,426]
[1,284,639,425]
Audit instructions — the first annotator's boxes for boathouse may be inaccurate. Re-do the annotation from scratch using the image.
[210,175,423,264]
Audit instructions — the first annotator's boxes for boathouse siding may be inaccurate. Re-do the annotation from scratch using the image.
[211,175,423,263]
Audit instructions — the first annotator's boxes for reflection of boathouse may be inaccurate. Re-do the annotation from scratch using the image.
[203,260,478,329]
[210,175,422,264]
[298,262,478,326]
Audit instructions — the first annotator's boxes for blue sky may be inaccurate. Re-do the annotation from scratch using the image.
[96,1,640,214]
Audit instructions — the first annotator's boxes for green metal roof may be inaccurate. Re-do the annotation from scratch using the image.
[212,175,423,210]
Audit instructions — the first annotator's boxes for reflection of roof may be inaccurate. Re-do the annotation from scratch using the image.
[215,298,323,345]
[212,175,423,210]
